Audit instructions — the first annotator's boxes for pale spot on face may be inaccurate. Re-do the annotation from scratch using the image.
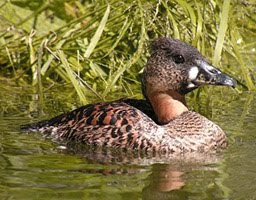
[188,67,199,81]
[187,83,196,88]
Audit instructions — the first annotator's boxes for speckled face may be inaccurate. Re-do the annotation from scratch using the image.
[142,37,236,97]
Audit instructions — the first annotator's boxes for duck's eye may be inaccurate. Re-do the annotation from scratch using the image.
[173,55,185,64]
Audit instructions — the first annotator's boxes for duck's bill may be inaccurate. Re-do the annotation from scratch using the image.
[187,60,237,89]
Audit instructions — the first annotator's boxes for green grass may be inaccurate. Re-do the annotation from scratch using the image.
[0,0,255,103]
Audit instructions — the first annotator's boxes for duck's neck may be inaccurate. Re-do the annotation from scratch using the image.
[147,90,188,124]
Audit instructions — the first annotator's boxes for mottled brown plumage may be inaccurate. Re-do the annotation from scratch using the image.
[22,37,236,154]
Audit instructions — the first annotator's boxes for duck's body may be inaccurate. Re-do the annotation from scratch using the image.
[27,99,226,153]
[23,38,236,154]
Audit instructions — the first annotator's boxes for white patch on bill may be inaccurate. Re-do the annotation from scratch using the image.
[187,83,196,88]
[188,67,199,81]
[196,60,221,74]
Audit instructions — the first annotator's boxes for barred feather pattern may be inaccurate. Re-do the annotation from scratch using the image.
[23,98,227,154]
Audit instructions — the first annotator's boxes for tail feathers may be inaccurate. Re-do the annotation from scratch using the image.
[21,111,70,132]
[21,119,51,132]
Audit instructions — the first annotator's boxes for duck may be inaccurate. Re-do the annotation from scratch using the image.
[22,37,236,154]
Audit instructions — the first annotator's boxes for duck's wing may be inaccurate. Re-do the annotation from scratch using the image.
[117,98,158,123]
[22,100,158,150]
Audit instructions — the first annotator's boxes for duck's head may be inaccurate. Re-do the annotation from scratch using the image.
[142,37,236,124]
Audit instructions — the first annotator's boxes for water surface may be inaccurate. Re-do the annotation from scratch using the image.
[1,84,256,200]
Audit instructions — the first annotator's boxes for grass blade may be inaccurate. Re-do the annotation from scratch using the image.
[58,50,88,104]
[231,33,255,90]
[162,0,180,39]
[213,0,230,66]
[84,4,110,58]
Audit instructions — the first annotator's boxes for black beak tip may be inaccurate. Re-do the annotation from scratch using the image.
[224,77,237,88]
[218,73,237,88]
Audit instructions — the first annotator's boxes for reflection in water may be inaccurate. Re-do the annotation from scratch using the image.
[152,169,184,192]
[61,141,223,165]
[60,142,227,199]
[142,160,230,200]
[143,165,186,200]
[145,164,185,194]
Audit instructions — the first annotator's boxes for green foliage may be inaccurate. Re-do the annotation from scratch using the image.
[0,0,255,102]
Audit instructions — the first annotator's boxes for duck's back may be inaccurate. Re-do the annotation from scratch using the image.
[23,99,165,151]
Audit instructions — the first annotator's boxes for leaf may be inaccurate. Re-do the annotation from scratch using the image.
[84,4,110,59]
[213,0,231,66]
[58,50,88,104]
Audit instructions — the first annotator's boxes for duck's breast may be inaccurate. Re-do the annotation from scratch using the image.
[161,111,228,153]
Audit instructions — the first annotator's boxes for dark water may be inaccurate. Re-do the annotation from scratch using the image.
[1,84,256,200]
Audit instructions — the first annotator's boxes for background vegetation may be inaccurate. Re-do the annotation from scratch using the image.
[0,0,255,104]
